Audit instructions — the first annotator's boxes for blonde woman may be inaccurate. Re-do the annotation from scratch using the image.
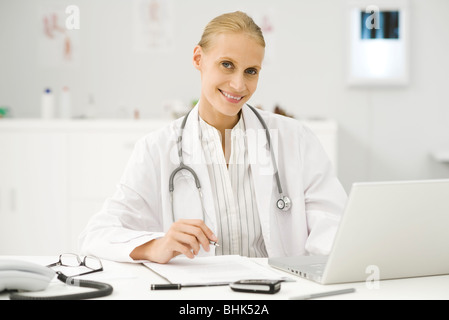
[79,11,347,264]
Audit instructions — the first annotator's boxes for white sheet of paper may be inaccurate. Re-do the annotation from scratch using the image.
[144,255,285,285]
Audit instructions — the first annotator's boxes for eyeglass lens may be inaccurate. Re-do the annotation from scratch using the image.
[83,256,102,270]
[60,253,82,267]
[60,254,102,270]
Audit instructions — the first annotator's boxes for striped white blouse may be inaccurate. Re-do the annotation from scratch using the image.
[198,114,268,257]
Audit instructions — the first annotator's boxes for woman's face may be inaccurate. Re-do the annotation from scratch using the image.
[193,32,265,122]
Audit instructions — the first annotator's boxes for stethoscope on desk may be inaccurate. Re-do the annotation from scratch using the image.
[169,104,291,222]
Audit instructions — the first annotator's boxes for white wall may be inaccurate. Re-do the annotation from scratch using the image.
[1,0,449,191]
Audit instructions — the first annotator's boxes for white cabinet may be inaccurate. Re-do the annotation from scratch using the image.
[0,120,167,255]
[0,131,68,254]
[0,118,338,255]
[302,120,338,173]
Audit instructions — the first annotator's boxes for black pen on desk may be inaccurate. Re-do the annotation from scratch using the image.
[151,282,229,290]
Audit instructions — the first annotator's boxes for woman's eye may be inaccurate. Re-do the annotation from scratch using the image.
[221,61,233,69]
[245,68,258,76]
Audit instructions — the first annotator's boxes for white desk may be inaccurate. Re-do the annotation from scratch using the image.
[2,256,449,301]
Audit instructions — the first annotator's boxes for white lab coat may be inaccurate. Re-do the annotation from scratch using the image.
[79,104,347,262]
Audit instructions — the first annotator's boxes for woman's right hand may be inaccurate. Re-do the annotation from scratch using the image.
[130,219,218,264]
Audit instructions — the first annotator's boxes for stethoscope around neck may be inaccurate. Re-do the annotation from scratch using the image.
[169,104,291,222]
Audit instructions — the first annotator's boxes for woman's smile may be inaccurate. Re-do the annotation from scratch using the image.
[218,89,244,103]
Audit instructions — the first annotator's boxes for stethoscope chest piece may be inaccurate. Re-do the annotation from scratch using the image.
[276,196,291,211]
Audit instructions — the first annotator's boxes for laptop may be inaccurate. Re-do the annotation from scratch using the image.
[269,179,449,284]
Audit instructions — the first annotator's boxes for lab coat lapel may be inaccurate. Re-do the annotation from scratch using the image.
[242,105,275,254]
[180,105,218,233]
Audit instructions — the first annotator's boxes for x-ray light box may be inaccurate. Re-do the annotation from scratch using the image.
[346,0,410,87]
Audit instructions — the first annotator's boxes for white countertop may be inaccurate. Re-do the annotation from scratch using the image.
[0,118,172,131]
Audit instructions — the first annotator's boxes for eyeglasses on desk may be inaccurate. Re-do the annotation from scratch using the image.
[46,253,103,278]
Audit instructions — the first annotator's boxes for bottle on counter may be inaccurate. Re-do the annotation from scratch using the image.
[41,88,55,119]
[59,86,72,119]
[86,93,97,119]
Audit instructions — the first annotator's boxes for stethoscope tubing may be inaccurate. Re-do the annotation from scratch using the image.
[169,104,291,222]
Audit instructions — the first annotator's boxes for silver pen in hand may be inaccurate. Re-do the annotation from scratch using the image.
[209,240,219,247]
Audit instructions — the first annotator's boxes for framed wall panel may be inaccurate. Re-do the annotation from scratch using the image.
[346,0,410,87]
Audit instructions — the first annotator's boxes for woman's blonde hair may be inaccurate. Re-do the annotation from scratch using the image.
[198,11,265,51]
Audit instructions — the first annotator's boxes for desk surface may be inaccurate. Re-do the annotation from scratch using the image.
[2,256,449,300]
